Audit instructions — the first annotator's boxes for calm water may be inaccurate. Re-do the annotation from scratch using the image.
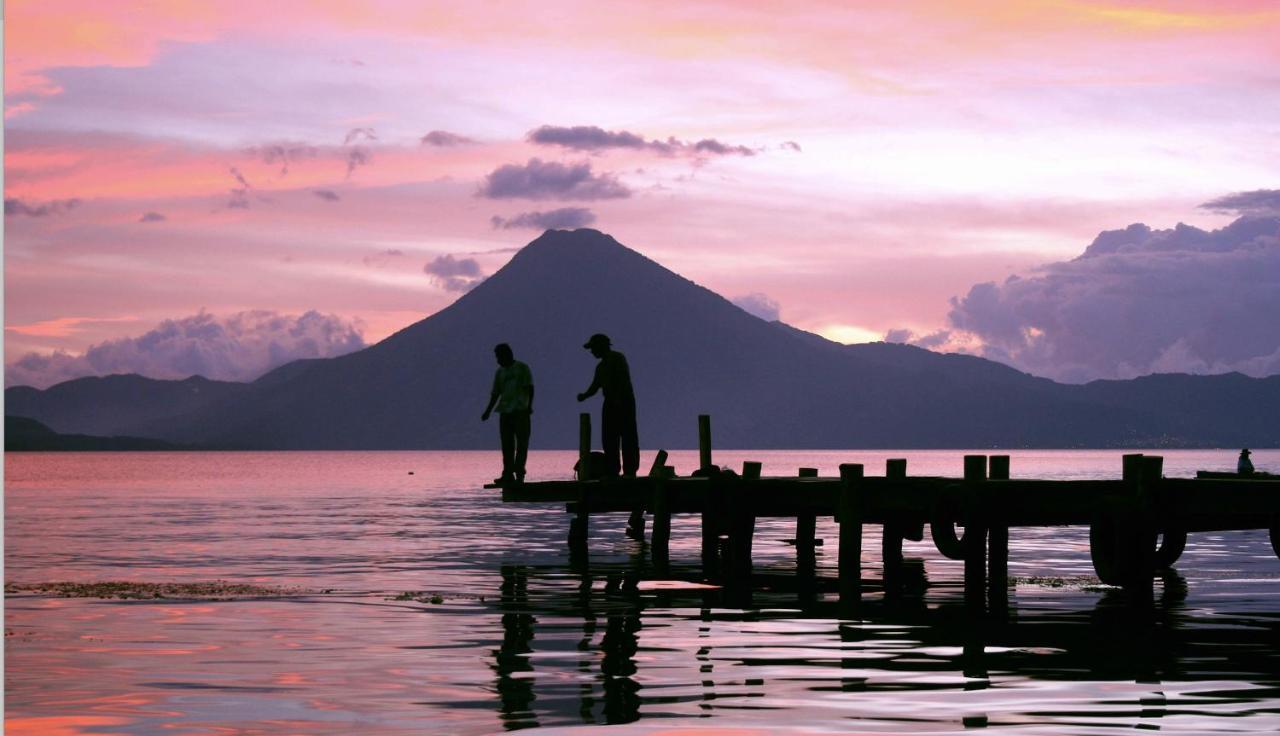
[6,449,1280,735]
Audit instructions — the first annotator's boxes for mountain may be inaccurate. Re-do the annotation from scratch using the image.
[8,228,1280,449]
[4,415,184,451]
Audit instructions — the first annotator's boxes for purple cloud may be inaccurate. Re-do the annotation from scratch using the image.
[948,213,1280,382]
[1200,189,1280,217]
[5,198,82,217]
[312,189,341,202]
[424,254,485,292]
[251,143,320,176]
[731,292,781,321]
[343,127,378,145]
[345,148,371,178]
[478,158,630,201]
[420,130,474,147]
[4,310,366,389]
[781,141,803,152]
[527,124,756,157]
[884,328,952,350]
[490,207,597,230]
[138,211,166,223]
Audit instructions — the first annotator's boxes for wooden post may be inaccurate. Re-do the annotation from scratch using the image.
[569,413,592,550]
[882,459,907,583]
[1125,455,1162,603]
[727,461,762,592]
[647,450,670,561]
[698,414,713,471]
[987,455,1010,612]
[838,464,865,604]
[795,467,819,573]
[963,455,988,612]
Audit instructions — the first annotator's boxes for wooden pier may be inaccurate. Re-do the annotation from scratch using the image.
[490,414,1280,610]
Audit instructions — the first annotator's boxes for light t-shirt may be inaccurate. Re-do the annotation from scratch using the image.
[493,361,533,413]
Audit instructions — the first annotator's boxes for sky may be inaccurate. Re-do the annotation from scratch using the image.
[5,1,1280,388]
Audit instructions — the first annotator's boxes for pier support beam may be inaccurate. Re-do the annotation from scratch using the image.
[569,413,592,556]
[882,459,908,589]
[796,467,819,574]
[838,463,865,606]
[987,455,1010,613]
[962,455,988,612]
[698,414,713,471]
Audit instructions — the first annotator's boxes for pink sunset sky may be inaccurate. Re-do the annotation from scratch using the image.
[5,1,1280,387]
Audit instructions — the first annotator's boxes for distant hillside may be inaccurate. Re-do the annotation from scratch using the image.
[5,416,184,451]
[7,229,1279,449]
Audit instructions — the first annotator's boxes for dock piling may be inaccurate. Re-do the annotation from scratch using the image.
[796,467,819,572]
[962,455,989,612]
[882,459,908,584]
[727,461,762,590]
[569,413,592,552]
[698,414,713,471]
[838,463,865,605]
[987,455,1010,612]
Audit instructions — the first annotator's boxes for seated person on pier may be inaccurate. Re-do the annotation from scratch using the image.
[1238,448,1254,475]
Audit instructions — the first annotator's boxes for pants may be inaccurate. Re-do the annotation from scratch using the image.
[499,411,531,477]
[602,401,639,476]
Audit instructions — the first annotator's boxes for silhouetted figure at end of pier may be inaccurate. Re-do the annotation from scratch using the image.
[482,343,534,484]
[1238,448,1254,475]
[577,333,639,477]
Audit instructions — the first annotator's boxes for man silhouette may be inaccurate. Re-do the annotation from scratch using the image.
[482,343,534,483]
[1238,448,1254,475]
[578,333,639,477]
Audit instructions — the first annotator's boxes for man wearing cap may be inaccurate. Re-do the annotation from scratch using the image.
[577,333,639,477]
[1238,448,1255,475]
[482,343,534,484]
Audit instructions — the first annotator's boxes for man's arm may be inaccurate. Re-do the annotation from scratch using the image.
[577,363,602,402]
[482,373,500,421]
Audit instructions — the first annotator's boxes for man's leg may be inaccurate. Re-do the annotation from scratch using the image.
[514,411,531,481]
[621,407,640,477]
[498,412,516,479]
[601,405,622,476]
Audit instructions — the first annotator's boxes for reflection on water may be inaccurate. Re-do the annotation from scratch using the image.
[6,450,1280,734]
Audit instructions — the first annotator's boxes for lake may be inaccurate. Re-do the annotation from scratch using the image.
[6,449,1280,734]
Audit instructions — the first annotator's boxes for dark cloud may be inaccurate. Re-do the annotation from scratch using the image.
[731,292,781,322]
[362,248,405,266]
[312,189,341,202]
[781,141,803,152]
[1200,189,1280,217]
[478,158,630,201]
[4,310,366,389]
[527,125,756,158]
[948,214,1280,382]
[344,148,371,178]
[343,127,378,145]
[424,254,485,292]
[251,143,320,176]
[5,198,81,217]
[420,130,474,147]
[138,211,166,223]
[490,207,597,230]
[884,328,952,350]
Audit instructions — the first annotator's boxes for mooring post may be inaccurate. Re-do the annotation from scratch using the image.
[569,413,592,551]
[838,463,865,605]
[730,461,762,579]
[796,467,819,572]
[698,414,713,471]
[963,455,989,612]
[882,459,908,584]
[987,455,1011,612]
[1125,455,1162,604]
[641,449,669,555]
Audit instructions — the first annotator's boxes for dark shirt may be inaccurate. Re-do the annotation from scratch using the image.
[593,350,635,407]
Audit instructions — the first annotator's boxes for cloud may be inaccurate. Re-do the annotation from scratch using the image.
[362,248,404,266]
[490,207,597,230]
[883,327,953,350]
[251,142,319,176]
[1200,189,1280,217]
[478,158,630,201]
[4,310,366,389]
[424,254,485,292]
[138,211,166,223]
[420,130,474,146]
[781,140,802,152]
[527,124,756,157]
[343,127,378,145]
[5,197,81,217]
[345,148,371,178]
[312,189,340,202]
[731,292,781,322]
[947,213,1280,382]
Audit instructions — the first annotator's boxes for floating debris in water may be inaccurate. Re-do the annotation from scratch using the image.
[389,591,446,604]
[1010,576,1107,590]
[4,581,314,600]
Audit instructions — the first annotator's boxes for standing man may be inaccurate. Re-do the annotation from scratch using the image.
[482,343,534,484]
[577,333,639,477]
